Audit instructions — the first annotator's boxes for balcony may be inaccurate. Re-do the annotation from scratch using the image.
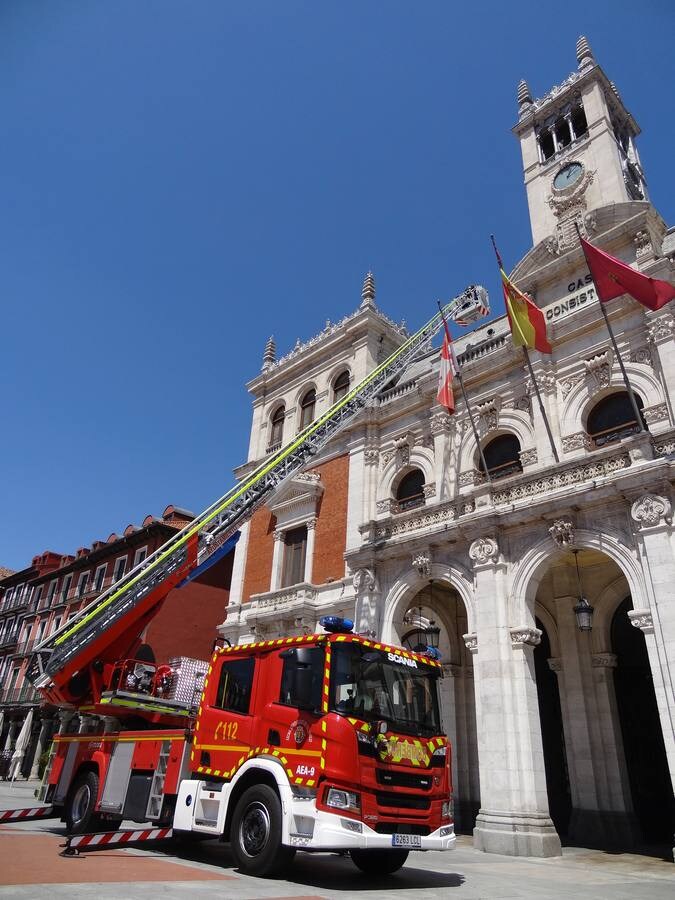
[0,630,20,651]
[0,685,41,706]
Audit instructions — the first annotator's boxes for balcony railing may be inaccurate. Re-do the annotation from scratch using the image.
[0,630,20,650]
[0,685,41,706]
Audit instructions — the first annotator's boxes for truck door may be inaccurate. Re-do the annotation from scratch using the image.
[260,644,325,788]
[194,653,258,779]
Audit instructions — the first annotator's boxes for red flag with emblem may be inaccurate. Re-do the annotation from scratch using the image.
[436,315,456,413]
[581,236,675,311]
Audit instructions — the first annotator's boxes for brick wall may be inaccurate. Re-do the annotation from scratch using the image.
[312,454,349,584]
[144,551,233,662]
[241,507,277,601]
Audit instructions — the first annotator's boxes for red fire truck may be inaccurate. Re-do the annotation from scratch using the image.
[26,289,488,875]
[41,619,454,875]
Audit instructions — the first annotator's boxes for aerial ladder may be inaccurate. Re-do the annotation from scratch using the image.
[26,285,490,721]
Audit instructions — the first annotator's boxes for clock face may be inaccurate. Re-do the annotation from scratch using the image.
[553,162,583,190]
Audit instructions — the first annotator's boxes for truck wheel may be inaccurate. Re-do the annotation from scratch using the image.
[350,848,409,875]
[66,771,101,834]
[230,784,296,876]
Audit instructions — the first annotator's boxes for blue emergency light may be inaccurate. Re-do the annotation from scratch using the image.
[319,616,354,634]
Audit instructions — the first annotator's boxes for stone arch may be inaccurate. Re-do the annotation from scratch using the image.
[534,602,561,658]
[510,527,646,627]
[457,409,534,474]
[381,561,475,652]
[377,449,435,504]
[560,366,664,436]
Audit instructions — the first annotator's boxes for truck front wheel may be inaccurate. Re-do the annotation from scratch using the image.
[350,848,409,875]
[230,784,295,877]
[65,771,102,834]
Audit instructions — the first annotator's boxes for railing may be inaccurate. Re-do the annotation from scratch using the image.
[0,685,42,705]
[0,631,20,650]
[266,440,282,455]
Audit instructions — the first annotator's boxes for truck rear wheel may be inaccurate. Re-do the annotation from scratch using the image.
[66,770,102,834]
[350,848,409,875]
[230,784,295,877]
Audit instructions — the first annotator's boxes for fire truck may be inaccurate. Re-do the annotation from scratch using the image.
[25,285,490,876]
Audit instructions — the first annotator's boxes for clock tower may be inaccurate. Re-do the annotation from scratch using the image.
[513,36,647,250]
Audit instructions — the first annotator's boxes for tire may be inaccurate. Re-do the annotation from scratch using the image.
[350,848,409,875]
[65,770,102,834]
[230,784,296,877]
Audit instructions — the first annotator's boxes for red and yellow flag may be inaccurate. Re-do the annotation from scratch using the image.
[500,268,552,354]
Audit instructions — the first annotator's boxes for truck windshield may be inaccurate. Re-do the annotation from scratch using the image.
[330,643,441,736]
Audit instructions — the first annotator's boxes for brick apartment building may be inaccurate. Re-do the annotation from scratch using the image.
[0,505,234,779]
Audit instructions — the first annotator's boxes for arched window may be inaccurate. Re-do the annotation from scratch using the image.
[269,405,285,449]
[480,434,523,480]
[333,370,350,403]
[299,389,316,430]
[587,391,644,447]
[395,469,425,511]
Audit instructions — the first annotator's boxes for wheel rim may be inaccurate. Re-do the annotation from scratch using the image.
[239,801,271,857]
[71,783,91,825]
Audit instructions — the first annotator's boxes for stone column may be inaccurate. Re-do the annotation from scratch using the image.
[270,528,284,592]
[77,715,97,735]
[57,709,75,735]
[4,719,18,750]
[29,717,52,778]
[430,413,454,502]
[470,536,561,857]
[440,663,460,826]
[304,517,317,585]
[630,494,675,792]
[352,568,377,637]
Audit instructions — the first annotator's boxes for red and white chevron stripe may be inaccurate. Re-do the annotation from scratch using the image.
[0,806,54,822]
[67,827,173,849]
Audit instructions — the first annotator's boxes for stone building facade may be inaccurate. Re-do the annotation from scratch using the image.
[221,37,675,857]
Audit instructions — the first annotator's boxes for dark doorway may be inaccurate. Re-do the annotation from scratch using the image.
[534,619,572,837]
[611,597,675,846]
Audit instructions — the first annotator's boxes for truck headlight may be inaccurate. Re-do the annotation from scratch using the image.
[441,797,454,820]
[432,745,447,758]
[326,788,361,813]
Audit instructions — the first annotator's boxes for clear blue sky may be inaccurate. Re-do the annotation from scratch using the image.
[1,1,673,570]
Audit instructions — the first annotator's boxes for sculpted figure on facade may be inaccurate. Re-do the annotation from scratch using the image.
[352,568,376,593]
[548,519,575,548]
[412,553,431,578]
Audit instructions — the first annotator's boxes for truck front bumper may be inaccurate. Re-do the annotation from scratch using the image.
[288,807,456,851]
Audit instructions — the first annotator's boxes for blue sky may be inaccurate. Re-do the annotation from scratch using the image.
[1,1,673,570]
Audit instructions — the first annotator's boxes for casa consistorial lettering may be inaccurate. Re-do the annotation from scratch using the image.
[544,275,596,323]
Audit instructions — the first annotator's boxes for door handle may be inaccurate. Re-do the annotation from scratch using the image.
[268,729,280,746]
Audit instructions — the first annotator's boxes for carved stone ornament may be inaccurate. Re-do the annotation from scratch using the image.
[643,403,669,426]
[561,372,585,399]
[364,448,379,466]
[468,536,499,565]
[459,471,478,487]
[514,395,532,417]
[510,627,542,648]
[591,653,618,669]
[547,657,563,673]
[628,609,654,634]
[631,494,672,529]
[584,350,612,389]
[633,229,653,260]
[423,482,437,499]
[562,431,593,453]
[519,448,538,466]
[647,314,675,345]
[463,632,478,653]
[477,398,500,434]
[376,498,394,515]
[430,412,453,435]
[548,519,575,548]
[352,568,376,593]
[412,554,431,578]
[629,346,653,367]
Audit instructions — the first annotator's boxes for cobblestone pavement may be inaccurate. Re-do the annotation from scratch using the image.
[1,779,674,899]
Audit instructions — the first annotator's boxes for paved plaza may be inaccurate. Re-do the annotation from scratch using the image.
[1,780,673,899]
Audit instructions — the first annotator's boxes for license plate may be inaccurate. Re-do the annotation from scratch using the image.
[392,833,422,848]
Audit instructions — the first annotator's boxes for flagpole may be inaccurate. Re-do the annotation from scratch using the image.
[490,235,560,464]
[521,346,560,463]
[575,224,646,433]
[437,302,492,483]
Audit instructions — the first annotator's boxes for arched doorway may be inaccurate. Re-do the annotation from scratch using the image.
[534,619,571,837]
[611,597,675,848]
[400,580,480,833]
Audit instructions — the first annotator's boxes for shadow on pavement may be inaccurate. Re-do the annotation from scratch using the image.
[168,839,465,890]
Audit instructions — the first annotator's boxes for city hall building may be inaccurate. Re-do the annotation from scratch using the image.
[219,37,675,857]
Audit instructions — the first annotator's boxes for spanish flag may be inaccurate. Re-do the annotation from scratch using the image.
[500,268,552,354]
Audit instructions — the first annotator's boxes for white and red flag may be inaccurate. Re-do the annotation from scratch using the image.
[436,315,456,413]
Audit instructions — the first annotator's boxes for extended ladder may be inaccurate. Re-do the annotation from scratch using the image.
[28,286,489,692]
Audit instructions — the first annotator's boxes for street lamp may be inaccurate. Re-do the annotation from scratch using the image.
[572,549,594,632]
